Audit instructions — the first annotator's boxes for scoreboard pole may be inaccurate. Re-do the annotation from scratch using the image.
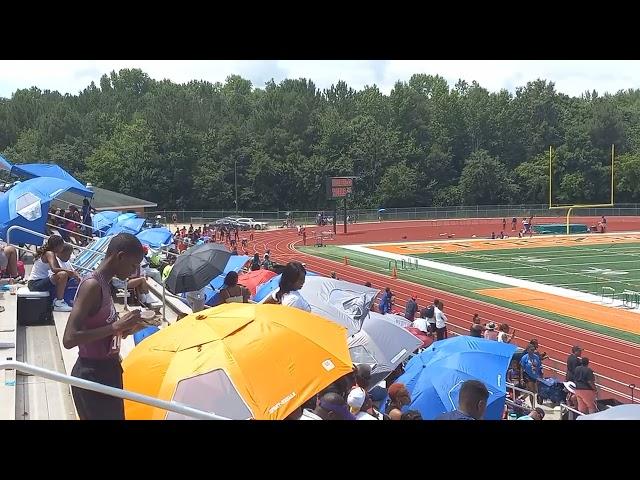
[344,196,347,234]
[326,176,355,235]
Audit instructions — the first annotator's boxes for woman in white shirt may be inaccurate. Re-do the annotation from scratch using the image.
[434,299,448,341]
[497,323,516,343]
[264,261,311,312]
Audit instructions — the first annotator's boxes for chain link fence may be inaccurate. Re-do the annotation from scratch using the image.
[146,204,640,226]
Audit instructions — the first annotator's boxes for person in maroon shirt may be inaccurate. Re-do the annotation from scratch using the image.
[63,233,147,420]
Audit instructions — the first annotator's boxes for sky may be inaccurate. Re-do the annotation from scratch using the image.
[0,60,638,98]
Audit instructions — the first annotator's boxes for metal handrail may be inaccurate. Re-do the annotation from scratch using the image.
[506,381,538,408]
[7,226,107,258]
[0,360,229,420]
[52,197,84,210]
[48,211,106,238]
[47,223,95,242]
[48,211,90,229]
[559,403,583,418]
[542,361,639,404]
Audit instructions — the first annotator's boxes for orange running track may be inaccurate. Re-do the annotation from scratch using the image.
[239,217,640,403]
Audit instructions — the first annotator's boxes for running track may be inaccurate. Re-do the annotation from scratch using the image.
[242,220,640,403]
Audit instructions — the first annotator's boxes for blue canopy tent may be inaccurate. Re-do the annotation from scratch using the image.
[385,336,517,420]
[9,163,94,198]
[0,177,79,245]
[136,227,173,248]
[92,210,120,235]
[105,217,145,236]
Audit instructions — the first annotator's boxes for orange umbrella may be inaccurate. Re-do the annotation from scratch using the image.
[122,304,352,420]
[238,269,277,296]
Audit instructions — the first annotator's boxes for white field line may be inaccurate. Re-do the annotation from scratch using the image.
[358,231,640,248]
[343,244,640,314]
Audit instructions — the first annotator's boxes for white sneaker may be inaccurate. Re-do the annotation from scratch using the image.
[139,293,152,304]
[53,299,72,312]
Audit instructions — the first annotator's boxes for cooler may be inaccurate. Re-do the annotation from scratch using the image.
[17,287,53,326]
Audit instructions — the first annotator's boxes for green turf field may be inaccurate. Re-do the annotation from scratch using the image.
[409,242,640,296]
[299,244,640,343]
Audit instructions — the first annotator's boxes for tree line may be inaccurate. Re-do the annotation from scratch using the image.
[1,68,638,210]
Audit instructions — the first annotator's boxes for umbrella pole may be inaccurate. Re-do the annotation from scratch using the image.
[162,280,167,324]
[162,246,167,324]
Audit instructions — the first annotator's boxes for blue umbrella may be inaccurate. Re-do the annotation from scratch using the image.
[388,336,517,420]
[10,163,94,197]
[105,217,145,236]
[92,210,120,235]
[0,177,78,245]
[136,227,173,248]
[378,208,386,213]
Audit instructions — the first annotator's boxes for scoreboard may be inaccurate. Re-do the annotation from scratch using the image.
[326,177,354,199]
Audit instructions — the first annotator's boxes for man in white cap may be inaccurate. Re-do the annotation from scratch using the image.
[484,322,499,341]
[347,387,377,420]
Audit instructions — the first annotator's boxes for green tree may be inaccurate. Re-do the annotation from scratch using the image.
[377,162,424,207]
[459,150,519,205]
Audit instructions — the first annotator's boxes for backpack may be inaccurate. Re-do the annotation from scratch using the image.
[423,304,435,319]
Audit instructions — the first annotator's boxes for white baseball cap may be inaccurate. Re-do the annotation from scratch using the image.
[347,387,366,411]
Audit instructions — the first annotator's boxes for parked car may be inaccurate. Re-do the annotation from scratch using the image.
[236,217,269,230]
[213,218,242,229]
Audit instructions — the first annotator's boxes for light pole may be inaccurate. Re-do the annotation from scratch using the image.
[234,157,238,214]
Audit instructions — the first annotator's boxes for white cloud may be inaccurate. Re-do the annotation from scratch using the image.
[1,60,640,98]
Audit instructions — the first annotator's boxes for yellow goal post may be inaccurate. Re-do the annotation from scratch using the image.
[548,144,615,234]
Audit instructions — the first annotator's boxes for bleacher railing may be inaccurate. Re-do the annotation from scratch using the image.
[0,360,228,420]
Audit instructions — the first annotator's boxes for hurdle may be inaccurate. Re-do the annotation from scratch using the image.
[622,290,640,309]
[402,257,419,270]
[601,286,615,304]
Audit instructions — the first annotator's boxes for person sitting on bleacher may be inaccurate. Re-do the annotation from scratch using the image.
[51,243,78,285]
[0,242,21,281]
[111,262,155,307]
[27,235,79,312]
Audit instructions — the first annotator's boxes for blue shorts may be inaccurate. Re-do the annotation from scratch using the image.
[28,277,53,292]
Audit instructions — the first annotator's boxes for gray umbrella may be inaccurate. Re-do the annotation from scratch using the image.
[300,277,379,327]
[348,311,422,385]
[577,404,640,420]
[307,300,361,337]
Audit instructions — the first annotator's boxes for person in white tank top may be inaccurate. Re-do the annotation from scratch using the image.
[27,235,79,312]
[210,271,250,306]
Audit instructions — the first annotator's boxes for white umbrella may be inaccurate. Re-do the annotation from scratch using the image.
[577,404,640,420]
